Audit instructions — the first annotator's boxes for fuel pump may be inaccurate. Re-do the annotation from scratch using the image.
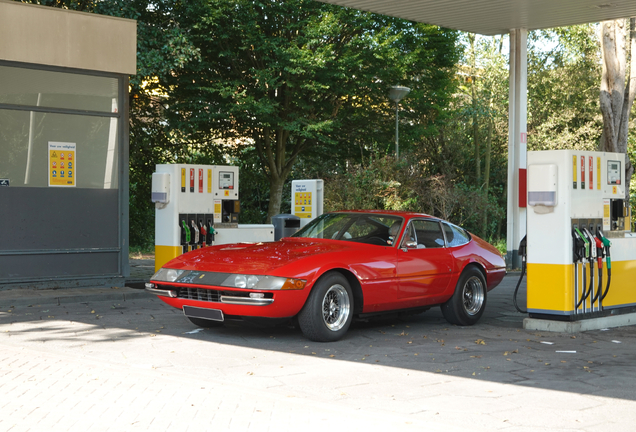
[153,164,275,271]
[525,150,636,332]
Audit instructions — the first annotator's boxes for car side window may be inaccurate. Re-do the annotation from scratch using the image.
[442,222,471,247]
[400,219,445,249]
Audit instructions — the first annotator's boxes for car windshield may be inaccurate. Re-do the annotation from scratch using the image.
[292,213,403,247]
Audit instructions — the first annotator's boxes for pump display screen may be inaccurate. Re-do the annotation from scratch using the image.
[219,172,234,189]
[607,160,621,185]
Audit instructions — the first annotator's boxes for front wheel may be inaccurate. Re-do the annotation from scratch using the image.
[441,266,487,326]
[298,272,354,342]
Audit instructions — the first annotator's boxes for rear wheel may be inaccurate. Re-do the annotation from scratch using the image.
[298,272,353,342]
[187,316,224,328]
[441,266,487,326]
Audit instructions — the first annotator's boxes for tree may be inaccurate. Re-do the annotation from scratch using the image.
[163,0,460,221]
[599,18,636,200]
[527,25,603,152]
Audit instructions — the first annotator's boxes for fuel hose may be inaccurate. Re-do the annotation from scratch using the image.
[513,236,527,314]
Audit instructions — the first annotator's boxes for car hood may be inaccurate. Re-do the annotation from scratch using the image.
[163,238,362,275]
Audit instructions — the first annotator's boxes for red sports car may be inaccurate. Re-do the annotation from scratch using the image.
[146,211,506,341]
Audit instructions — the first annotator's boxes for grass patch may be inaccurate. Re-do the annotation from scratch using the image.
[129,245,155,259]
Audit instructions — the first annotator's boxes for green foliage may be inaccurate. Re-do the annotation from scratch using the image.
[161,0,461,218]
[527,25,602,151]
[324,153,504,240]
[25,0,628,250]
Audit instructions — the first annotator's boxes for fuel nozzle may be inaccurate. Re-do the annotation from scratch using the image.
[583,229,597,260]
[592,233,603,269]
[572,228,585,262]
[181,220,191,253]
[598,230,611,251]
[190,219,200,249]
[574,227,589,260]
[598,230,612,301]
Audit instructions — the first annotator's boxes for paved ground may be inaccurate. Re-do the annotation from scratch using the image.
[1,261,636,431]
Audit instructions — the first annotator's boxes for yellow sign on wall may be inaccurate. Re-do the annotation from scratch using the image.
[48,141,76,187]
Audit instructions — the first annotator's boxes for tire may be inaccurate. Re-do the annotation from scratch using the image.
[441,266,487,326]
[187,316,224,328]
[298,272,354,342]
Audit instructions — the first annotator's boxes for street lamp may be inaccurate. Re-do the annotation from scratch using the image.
[389,86,410,159]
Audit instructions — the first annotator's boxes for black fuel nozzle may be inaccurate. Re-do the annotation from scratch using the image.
[572,228,586,263]
[513,235,528,314]
[598,230,612,302]
[519,235,527,259]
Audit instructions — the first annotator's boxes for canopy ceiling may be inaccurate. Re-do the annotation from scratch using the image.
[317,0,636,35]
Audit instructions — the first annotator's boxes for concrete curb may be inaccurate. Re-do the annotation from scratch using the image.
[524,312,636,333]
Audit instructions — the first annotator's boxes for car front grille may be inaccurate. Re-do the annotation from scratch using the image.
[177,287,222,302]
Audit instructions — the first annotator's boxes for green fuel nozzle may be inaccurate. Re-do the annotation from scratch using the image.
[574,227,589,258]
[182,220,191,243]
[598,230,611,248]
[598,230,611,269]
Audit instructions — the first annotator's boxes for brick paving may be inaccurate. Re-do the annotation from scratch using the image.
[1,262,636,431]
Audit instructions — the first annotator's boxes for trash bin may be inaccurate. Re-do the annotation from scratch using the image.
[271,214,301,241]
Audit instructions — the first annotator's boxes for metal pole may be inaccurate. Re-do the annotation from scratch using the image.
[395,101,399,159]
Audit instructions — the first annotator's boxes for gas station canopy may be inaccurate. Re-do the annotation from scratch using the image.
[317,0,636,35]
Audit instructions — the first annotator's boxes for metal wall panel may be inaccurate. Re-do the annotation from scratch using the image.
[0,252,120,283]
[0,187,119,251]
[0,1,136,74]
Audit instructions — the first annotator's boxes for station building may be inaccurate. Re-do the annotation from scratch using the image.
[0,1,136,289]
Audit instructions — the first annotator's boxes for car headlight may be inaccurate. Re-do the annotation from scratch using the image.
[221,274,306,290]
[151,268,185,282]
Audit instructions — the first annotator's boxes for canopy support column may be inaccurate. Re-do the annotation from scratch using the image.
[506,28,528,269]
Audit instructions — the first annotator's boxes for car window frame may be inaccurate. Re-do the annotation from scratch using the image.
[441,221,472,248]
[293,212,405,247]
[399,218,446,250]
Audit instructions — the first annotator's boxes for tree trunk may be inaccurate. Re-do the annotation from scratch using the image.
[254,128,305,223]
[481,112,492,237]
[470,33,481,185]
[599,18,636,201]
[267,173,286,222]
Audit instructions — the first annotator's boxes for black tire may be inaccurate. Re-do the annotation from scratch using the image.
[298,272,354,342]
[187,316,224,328]
[441,266,487,326]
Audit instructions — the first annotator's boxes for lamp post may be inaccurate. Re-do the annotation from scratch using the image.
[388,86,410,159]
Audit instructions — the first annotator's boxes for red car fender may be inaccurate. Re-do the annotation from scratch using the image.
[450,236,506,291]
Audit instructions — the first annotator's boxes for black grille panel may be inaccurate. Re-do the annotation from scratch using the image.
[177,287,221,302]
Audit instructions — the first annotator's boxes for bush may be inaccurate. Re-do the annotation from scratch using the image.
[324,153,504,240]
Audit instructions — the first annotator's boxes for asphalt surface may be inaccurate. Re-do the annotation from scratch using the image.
[1,260,636,431]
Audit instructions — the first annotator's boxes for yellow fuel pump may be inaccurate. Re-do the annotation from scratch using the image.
[525,150,636,330]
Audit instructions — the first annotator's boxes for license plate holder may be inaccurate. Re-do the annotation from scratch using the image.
[183,305,224,322]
